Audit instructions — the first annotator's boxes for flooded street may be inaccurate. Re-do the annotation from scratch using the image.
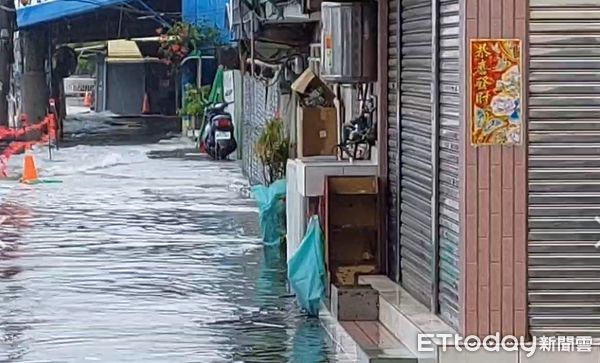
[0,116,345,362]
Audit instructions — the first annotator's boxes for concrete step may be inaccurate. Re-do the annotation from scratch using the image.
[358,275,456,359]
[341,321,418,363]
[320,302,417,363]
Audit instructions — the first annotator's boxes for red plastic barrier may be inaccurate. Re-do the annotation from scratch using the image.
[0,115,55,177]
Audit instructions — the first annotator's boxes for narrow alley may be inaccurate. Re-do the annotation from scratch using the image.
[0,116,342,362]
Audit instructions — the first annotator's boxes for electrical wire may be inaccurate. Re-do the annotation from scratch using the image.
[131,0,169,27]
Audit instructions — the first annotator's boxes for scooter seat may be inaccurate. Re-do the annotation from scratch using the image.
[208,102,228,112]
[211,114,232,121]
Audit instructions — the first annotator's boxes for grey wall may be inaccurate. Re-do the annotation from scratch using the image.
[242,75,280,185]
[106,62,145,115]
[95,55,106,112]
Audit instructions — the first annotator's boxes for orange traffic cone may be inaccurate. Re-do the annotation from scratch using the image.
[83,91,93,108]
[21,148,38,184]
[142,93,150,114]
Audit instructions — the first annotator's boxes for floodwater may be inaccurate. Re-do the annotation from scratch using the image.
[0,115,349,362]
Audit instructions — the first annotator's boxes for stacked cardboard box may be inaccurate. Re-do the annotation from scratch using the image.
[291,68,339,158]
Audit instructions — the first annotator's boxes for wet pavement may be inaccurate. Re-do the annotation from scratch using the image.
[0,115,347,362]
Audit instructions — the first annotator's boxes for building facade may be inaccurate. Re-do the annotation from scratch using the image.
[223,0,600,341]
[382,0,599,339]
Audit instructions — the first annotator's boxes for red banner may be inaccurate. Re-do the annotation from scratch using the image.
[470,39,523,146]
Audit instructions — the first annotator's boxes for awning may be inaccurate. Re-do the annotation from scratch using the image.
[105,39,163,63]
[16,0,130,28]
[106,39,143,63]
[108,39,142,59]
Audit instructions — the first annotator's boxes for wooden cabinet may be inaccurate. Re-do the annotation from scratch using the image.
[324,176,381,287]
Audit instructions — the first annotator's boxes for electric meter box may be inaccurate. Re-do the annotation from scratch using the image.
[320,1,377,84]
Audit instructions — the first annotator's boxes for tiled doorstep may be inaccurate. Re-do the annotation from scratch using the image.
[359,275,455,357]
[319,301,418,362]
[319,302,362,362]
[359,276,600,363]
[438,346,600,363]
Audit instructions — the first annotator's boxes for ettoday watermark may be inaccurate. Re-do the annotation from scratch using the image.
[418,333,594,357]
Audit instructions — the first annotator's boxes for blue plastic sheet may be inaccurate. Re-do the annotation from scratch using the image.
[182,0,230,40]
[251,180,287,247]
[17,0,127,28]
[287,216,326,316]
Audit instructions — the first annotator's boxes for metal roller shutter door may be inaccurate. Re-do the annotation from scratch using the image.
[399,0,434,306]
[388,0,401,282]
[437,0,460,330]
[529,1,600,336]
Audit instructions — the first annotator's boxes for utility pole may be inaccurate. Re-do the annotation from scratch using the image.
[21,28,48,124]
[0,0,14,127]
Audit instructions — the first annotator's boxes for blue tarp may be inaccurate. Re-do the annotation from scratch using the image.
[16,0,130,28]
[287,216,326,316]
[251,180,287,247]
[182,0,229,39]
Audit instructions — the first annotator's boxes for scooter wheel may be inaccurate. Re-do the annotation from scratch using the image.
[215,143,222,160]
[217,141,231,160]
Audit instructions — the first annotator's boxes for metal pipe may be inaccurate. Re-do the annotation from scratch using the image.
[245,58,281,70]
[430,0,441,313]
[375,0,389,277]
[0,0,14,126]
[102,54,108,112]
[133,0,169,27]
[250,13,255,78]
[395,0,402,284]
[180,55,200,67]
[249,10,255,180]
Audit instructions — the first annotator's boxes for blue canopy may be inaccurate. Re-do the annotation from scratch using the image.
[182,0,229,38]
[16,0,130,28]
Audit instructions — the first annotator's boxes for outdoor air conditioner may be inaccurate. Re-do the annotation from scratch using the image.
[320,1,377,84]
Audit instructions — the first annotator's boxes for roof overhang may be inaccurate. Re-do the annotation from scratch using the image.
[105,58,162,63]
[108,39,143,59]
[16,0,131,28]
[18,0,180,44]
[105,38,162,63]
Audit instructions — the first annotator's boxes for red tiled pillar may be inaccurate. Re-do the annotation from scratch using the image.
[460,0,528,339]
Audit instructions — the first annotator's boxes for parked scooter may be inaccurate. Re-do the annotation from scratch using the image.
[201,102,237,160]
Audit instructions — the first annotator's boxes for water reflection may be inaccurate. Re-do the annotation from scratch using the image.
[0,139,344,362]
[292,319,328,363]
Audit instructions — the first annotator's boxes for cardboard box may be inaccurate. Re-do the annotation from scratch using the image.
[291,68,336,106]
[292,68,338,157]
[297,106,338,157]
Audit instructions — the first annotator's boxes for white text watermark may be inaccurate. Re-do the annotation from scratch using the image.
[418,333,594,357]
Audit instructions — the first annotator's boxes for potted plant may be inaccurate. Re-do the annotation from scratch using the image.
[180,84,210,136]
[157,21,224,67]
[255,116,290,186]
[252,116,290,247]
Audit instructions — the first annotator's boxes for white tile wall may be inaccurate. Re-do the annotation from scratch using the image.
[296,159,378,197]
[520,347,600,363]
[285,160,307,262]
[438,347,518,363]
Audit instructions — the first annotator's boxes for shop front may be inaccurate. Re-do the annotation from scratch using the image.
[384,0,461,332]
[527,0,600,337]
[384,0,600,339]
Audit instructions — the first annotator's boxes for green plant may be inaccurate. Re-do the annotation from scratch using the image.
[256,117,290,185]
[181,85,210,118]
[158,21,223,67]
[75,57,96,75]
